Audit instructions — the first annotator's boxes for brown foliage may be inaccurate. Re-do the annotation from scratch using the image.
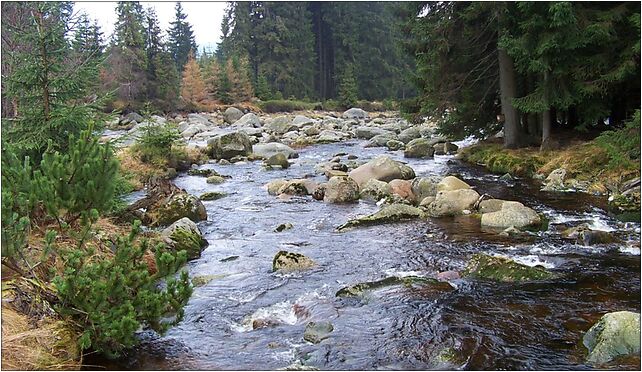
[180,52,207,105]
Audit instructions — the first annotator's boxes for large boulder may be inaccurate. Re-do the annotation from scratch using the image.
[426,189,480,217]
[583,311,640,365]
[265,153,290,169]
[323,176,360,203]
[404,138,435,158]
[232,113,261,128]
[348,156,416,188]
[478,199,509,214]
[272,251,315,272]
[253,142,298,159]
[265,116,296,134]
[433,142,458,155]
[161,217,208,259]
[360,179,392,202]
[149,192,207,227]
[316,130,345,143]
[337,204,424,231]
[436,176,471,192]
[342,108,368,119]
[355,126,391,140]
[207,131,253,159]
[268,179,319,196]
[224,107,244,124]
[463,253,555,282]
[385,139,405,151]
[188,113,212,126]
[480,201,541,229]
[292,115,314,127]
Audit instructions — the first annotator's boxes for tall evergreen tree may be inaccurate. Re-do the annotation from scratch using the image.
[167,2,197,73]
[144,7,179,111]
[103,1,148,108]
[180,52,207,106]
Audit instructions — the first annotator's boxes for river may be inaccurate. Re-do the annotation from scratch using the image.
[93,136,640,370]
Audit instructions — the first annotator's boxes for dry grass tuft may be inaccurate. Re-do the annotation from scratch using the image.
[1,307,81,370]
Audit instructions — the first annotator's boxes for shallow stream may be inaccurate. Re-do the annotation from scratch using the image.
[96,138,640,370]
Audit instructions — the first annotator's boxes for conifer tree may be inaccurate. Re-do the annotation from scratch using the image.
[203,59,222,100]
[226,56,254,103]
[255,72,272,101]
[181,52,207,105]
[338,64,358,108]
[103,1,148,107]
[144,7,180,110]
[168,2,197,73]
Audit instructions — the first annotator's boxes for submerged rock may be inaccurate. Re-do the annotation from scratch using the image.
[336,276,452,297]
[385,139,405,151]
[206,175,226,184]
[199,191,227,201]
[265,153,290,169]
[480,201,541,229]
[583,311,640,365]
[304,321,334,344]
[462,253,554,282]
[272,251,315,272]
[348,156,415,187]
[323,176,360,203]
[161,217,208,259]
[337,204,424,231]
[275,223,293,232]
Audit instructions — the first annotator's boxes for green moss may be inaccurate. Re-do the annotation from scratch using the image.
[187,169,215,177]
[200,191,227,201]
[336,276,452,297]
[337,204,424,231]
[191,274,228,287]
[459,144,545,177]
[170,228,206,260]
[462,253,554,282]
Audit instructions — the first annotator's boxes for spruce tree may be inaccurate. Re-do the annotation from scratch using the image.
[225,56,254,103]
[338,64,358,108]
[255,72,273,101]
[3,2,101,159]
[167,2,197,73]
[144,7,179,110]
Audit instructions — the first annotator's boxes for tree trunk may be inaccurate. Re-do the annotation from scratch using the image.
[540,108,551,151]
[498,48,520,149]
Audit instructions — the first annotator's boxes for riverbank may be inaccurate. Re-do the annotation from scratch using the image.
[458,138,640,221]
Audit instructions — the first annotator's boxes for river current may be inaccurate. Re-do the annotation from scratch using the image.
[97,138,640,370]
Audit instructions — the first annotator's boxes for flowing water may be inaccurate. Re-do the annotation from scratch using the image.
[95,138,640,370]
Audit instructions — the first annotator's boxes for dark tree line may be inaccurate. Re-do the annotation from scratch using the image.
[401,2,641,149]
[217,1,415,101]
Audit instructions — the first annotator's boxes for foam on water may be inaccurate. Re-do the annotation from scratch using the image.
[491,252,556,268]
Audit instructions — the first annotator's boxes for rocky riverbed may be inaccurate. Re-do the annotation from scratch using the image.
[98,108,640,370]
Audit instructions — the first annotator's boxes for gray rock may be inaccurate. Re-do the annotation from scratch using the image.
[398,127,422,144]
[181,124,202,138]
[478,199,508,214]
[360,179,392,202]
[323,176,360,203]
[292,115,314,127]
[436,176,471,192]
[207,132,253,160]
[337,204,424,231]
[206,175,226,184]
[304,321,334,344]
[224,107,244,124]
[275,223,293,232]
[188,113,212,126]
[404,138,435,158]
[386,139,405,151]
[365,133,397,148]
[120,111,144,125]
[583,311,640,365]
[232,113,261,128]
[463,253,555,282]
[411,176,441,201]
[541,168,567,191]
[266,116,296,134]
[252,142,298,159]
[355,126,391,139]
[149,192,207,227]
[316,130,345,143]
[272,251,315,272]
[348,156,416,188]
[342,108,368,119]
[433,142,459,155]
[480,201,541,229]
[426,189,480,217]
[266,153,290,169]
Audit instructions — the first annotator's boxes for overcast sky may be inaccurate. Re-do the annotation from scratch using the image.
[74,1,226,53]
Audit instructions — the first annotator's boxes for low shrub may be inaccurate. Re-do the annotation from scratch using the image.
[594,110,641,170]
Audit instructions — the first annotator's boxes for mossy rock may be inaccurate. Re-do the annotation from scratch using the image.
[187,168,215,177]
[206,175,226,184]
[191,274,228,287]
[275,223,293,232]
[304,321,334,344]
[200,191,227,201]
[169,227,208,260]
[272,251,315,272]
[151,193,207,227]
[337,203,424,231]
[583,311,641,365]
[462,253,554,282]
[336,276,452,297]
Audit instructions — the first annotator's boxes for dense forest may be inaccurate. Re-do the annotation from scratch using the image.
[1,1,640,368]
